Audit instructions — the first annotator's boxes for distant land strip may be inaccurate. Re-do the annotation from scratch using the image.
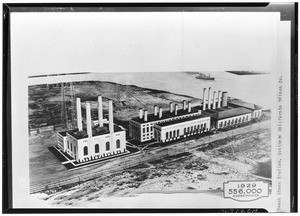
[226,71,269,76]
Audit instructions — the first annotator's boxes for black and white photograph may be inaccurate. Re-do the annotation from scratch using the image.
[3,2,297,213]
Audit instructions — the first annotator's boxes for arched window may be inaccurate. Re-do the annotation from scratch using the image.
[194,125,196,132]
[116,139,120,149]
[106,141,110,151]
[187,127,190,133]
[224,121,227,127]
[95,144,99,153]
[177,129,179,136]
[173,130,176,137]
[228,120,230,125]
[220,122,223,128]
[169,131,172,138]
[235,118,238,124]
[71,144,73,151]
[74,146,76,154]
[231,119,234,125]
[83,146,88,156]
[204,123,206,130]
[184,128,186,134]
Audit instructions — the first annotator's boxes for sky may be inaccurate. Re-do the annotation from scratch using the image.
[10,12,280,75]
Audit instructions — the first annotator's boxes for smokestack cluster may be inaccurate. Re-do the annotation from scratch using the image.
[76,98,83,131]
[202,88,226,110]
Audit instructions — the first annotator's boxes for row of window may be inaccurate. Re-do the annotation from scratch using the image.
[164,123,207,139]
[219,115,249,128]
[68,139,121,156]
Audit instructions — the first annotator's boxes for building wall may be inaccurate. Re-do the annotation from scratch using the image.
[57,133,67,152]
[252,109,262,118]
[154,117,211,143]
[67,131,126,162]
[216,113,252,129]
[129,111,202,142]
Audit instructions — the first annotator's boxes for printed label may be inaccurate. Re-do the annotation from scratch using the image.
[224,181,269,202]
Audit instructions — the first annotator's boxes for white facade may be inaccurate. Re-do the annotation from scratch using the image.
[154,116,211,143]
[252,109,263,118]
[57,132,67,152]
[66,130,126,162]
[129,110,202,142]
[216,112,252,129]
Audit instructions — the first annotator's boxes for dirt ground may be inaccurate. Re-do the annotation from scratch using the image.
[34,126,271,207]
[28,81,197,129]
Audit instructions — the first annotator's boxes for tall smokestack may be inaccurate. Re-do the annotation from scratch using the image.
[144,110,148,121]
[159,107,163,118]
[76,98,83,131]
[217,90,222,108]
[183,100,187,110]
[175,104,178,115]
[222,92,228,107]
[169,102,174,113]
[98,96,103,127]
[212,91,216,109]
[139,108,143,119]
[154,105,158,116]
[208,87,212,109]
[188,102,192,112]
[108,100,114,133]
[203,88,207,111]
[86,102,92,138]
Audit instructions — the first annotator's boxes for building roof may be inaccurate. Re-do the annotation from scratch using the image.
[131,108,202,124]
[156,115,209,128]
[211,107,252,120]
[67,124,123,140]
[131,113,171,124]
[57,131,67,137]
[228,99,262,110]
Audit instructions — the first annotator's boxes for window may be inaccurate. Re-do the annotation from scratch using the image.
[106,141,110,151]
[143,128,145,133]
[74,146,76,154]
[83,146,88,156]
[204,123,206,130]
[173,130,176,137]
[231,119,234,125]
[224,121,227,127]
[184,128,186,134]
[169,131,172,138]
[194,125,196,132]
[187,127,190,133]
[235,118,238,124]
[116,139,120,149]
[166,132,169,139]
[147,127,149,132]
[220,122,223,128]
[246,116,249,121]
[177,129,179,136]
[95,144,99,153]
[71,144,73,151]
[67,141,69,149]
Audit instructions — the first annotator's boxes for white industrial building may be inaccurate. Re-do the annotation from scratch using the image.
[129,100,210,143]
[57,96,127,163]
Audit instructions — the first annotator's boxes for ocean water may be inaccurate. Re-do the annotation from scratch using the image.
[28,71,273,109]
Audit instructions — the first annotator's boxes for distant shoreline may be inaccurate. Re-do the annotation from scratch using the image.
[226,71,269,76]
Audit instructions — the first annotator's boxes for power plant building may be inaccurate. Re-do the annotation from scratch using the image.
[57,96,127,163]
